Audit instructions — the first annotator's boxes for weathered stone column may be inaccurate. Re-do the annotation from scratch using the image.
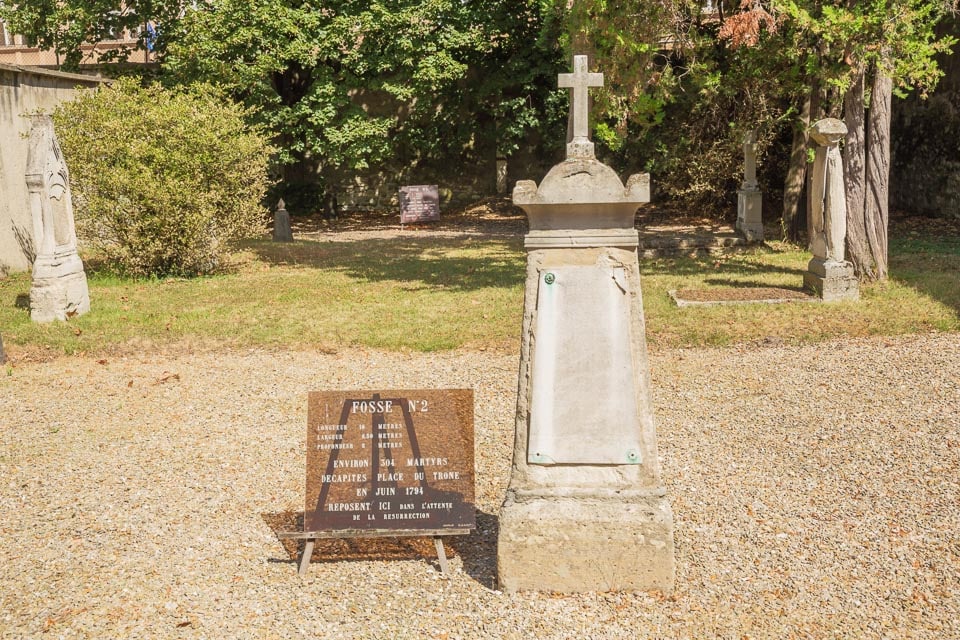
[273,198,293,242]
[27,115,90,323]
[736,130,764,242]
[497,55,675,593]
[803,118,859,302]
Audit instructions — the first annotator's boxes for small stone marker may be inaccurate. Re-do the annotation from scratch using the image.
[399,185,440,225]
[804,118,859,302]
[272,198,293,242]
[498,55,674,594]
[0,333,5,364]
[736,130,764,242]
[496,158,508,194]
[282,389,475,576]
[26,115,90,323]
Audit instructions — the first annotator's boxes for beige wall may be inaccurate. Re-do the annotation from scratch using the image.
[0,64,104,276]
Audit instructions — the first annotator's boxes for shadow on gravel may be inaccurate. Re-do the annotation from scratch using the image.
[260,510,499,588]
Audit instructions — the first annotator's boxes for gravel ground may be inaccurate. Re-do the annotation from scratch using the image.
[2,332,959,639]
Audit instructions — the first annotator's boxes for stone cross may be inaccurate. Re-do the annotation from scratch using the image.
[502,57,673,594]
[558,55,603,159]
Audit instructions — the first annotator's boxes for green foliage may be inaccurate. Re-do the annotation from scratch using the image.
[52,78,275,277]
[549,0,957,215]
[163,0,566,188]
[0,0,181,69]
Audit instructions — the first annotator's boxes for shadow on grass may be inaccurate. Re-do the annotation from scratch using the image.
[260,509,498,588]
[248,237,525,292]
[640,253,804,279]
[702,277,809,293]
[889,235,960,315]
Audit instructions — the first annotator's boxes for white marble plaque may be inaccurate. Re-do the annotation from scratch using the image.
[528,265,642,464]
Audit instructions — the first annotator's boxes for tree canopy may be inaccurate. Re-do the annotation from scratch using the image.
[0,0,180,68]
[163,0,566,197]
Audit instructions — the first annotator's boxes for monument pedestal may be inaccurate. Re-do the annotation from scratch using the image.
[499,491,673,593]
[499,151,674,592]
[736,188,764,242]
[29,252,90,322]
[804,257,859,302]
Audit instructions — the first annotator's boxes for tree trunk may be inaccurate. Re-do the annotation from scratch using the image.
[843,69,874,279]
[782,89,812,241]
[863,71,892,280]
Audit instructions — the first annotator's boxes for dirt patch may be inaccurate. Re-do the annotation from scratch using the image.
[670,286,815,306]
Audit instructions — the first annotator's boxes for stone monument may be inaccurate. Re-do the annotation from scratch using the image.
[273,198,293,242]
[497,55,675,593]
[736,130,764,242]
[27,115,90,323]
[496,158,508,195]
[803,118,859,302]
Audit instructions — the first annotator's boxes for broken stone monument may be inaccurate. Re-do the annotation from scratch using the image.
[736,130,764,242]
[27,115,90,323]
[273,198,293,242]
[497,55,675,593]
[803,118,859,302]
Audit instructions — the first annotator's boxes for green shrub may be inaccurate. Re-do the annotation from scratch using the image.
[53,78,275,276]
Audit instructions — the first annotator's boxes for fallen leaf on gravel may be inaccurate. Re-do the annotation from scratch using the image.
[154,372,180,384]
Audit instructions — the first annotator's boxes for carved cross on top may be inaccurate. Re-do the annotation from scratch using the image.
[558,55,603,158]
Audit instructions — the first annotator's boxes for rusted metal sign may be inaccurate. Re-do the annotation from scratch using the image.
[399,185,440,224]
[305,390,475,534]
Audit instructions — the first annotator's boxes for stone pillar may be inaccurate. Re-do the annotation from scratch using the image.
[803,118,859,302]
[27,115,90,323]
[497,55,675,594]
[496,158,508,195]
[736,131,764,242]
[273,198,293,242]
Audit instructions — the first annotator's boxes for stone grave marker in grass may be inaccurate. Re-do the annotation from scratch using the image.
[399,185,440,228]
[272,198,293,242]
[804,118,860,302]
[26,115,90,323]
[736,130,764,243]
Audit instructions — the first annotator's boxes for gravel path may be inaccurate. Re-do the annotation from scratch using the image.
[2,333,959,639]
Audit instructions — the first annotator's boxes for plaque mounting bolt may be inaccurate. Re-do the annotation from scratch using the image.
[626,450,639,463]
[544,273,555,284]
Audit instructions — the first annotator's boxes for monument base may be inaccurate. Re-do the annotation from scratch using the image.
[30,253,90,322]
[803,258,859,302]
[736,188,764,242]
[497,491,675,593]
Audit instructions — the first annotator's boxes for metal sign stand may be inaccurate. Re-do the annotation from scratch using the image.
[278,528,468,576]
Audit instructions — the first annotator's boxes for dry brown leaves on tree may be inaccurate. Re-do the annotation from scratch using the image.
[719,0,778,48]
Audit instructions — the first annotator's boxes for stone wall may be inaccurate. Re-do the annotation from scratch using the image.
[0,64,104,276]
